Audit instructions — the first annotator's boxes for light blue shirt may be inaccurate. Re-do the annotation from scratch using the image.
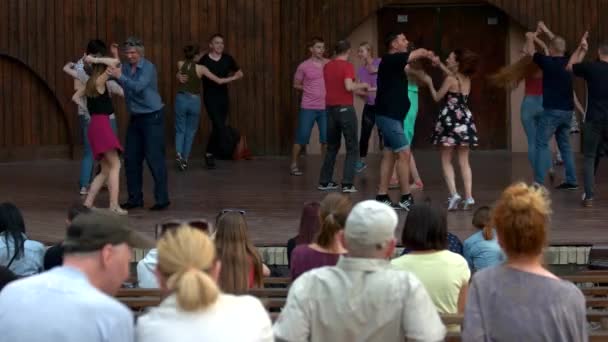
[0,266,134,342]
[463,230,505,272]
[119,58,164,114]
[0,233,44,276]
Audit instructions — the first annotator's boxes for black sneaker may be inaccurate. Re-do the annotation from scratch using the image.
[318,182,339,191]
[555,183,579,190]
[181,160,189,171]
[376,194,399,209]
[205,154,216,169]
[399,194,414,211]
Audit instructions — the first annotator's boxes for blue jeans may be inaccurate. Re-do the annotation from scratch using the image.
[125,109,169,206]
[375,114,409,152]
[295,108,327,145]
[520,95,543,169]
[79,114,117,188]
[174,92,201,159]
[534,109,577,184]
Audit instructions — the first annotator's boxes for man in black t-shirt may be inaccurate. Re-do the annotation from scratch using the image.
[374,32,436,211]
[569,32,608,206]
[197,33,244,169]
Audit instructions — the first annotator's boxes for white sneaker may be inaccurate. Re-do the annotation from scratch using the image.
[110,206,128,216]
[447,194,462,211]
[342,185,358,193]
[463,198,475,211]
[79,187,88,195]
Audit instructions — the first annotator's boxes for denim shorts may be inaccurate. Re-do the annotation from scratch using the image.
[375,114,409,152]
[295,108,327,145]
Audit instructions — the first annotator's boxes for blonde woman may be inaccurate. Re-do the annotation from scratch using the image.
[136,226,273,342]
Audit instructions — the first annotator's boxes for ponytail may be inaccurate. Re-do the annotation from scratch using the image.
[316,193,352,249]
[157,225,220,312]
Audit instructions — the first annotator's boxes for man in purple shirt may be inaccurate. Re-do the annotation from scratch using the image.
[355,42,381,173]
[290,37,328,176]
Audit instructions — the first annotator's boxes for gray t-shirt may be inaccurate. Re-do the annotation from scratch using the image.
[462,266,587,342]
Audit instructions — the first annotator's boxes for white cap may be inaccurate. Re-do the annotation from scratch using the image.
[345,200,398,247]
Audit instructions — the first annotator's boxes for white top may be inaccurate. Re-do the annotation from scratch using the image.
[136,293,274,342]
[0,266,134,342]
[136,249,159,288]
[273,257,446,342]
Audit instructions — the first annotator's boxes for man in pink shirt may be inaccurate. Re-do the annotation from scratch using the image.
[290,37,328,176]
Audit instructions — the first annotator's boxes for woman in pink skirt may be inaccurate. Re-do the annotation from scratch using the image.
[73,54,126,215]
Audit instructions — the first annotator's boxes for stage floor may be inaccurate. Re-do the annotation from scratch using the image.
[1,151,606,246]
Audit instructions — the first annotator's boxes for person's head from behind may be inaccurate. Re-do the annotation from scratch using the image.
[214,211,262,293]
[549,36,567,56]
[66,203,91,226]
[401,203,447,252]
[343,200,398,259]
[0,202,27,261]
[493,183,550,260]
[308,37,325,59]
[295,202,321,245]
[86,39,107,57]
[334,39,351,58]
[472,206,493,240]
[85,62,112,97]
[357,42,373,61]
[123,36,144,65]
[317,193,352,249]
[598,42,608,61]
[447,49,479,76]
[209,33,225,55]
[62,209,153,295]
[0,266,18,291]
[385,32,409,53]
[183,44,200,61]
[155,226,220,311]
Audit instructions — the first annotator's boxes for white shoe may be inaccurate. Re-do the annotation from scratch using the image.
[463,198,475,211]
[447,194,462,211]
[110,206,128,216]
[79,187,88,195]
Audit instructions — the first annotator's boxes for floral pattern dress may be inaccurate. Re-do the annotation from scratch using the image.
[431,91,479,147]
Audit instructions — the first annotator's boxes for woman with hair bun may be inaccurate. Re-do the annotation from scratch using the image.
[136,226,273,342]
[423,49,480,211]
[462,183,587,341]
[290,193,351,280]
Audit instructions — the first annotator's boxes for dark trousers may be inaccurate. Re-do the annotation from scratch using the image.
[204,95,229,156]
[124,109,169,205]
[359,104,381,158]
[319,106,359,186]
[583,120,608,198]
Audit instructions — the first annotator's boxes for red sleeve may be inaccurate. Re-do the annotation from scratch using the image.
[344,63,356,80]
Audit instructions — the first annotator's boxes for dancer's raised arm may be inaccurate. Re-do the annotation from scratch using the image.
[567,31,589,71]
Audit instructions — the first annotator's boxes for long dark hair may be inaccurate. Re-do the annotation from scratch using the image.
[0,203,27,262]
[401,203,448,251]
[295,202,321,245]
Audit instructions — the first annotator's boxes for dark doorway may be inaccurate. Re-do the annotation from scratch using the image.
[378,5,508,149]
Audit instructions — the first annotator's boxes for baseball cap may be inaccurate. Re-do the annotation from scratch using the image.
[63,209,154,253]
[345,200,398,247]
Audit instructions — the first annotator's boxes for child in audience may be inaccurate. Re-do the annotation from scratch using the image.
[463,206,504,272]
[0,203,45,276]
[286,201,321,267]
[290,193,350,280]
[136,226,273,342]
[43,203,91,270]
[0,266,18,291]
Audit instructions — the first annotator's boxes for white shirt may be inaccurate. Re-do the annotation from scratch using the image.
[136,249,158,288]
[136,293,274,342]
[0,266,134,342]
[273,257,446,342]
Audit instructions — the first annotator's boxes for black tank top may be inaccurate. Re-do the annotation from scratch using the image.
[87,89,114,115]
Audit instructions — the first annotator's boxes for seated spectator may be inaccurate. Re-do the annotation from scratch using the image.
[286,201,321,267]
[136,225,273,342]
[463,183,587,341]
[401,231,463,256]
[290,193,350,280]
[43,203,91,270]
[0,266,18,291]
[215,211,270,294]
[274,200,446,342]
[0,209,153,341]
[463,206,504,272]
[391,203,470,314]
[0,202,45,276]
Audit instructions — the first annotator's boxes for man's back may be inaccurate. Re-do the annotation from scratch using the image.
[273,257,446,342]
[0,266,134,342]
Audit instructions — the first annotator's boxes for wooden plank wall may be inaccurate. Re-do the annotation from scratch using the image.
[0,0,604,159]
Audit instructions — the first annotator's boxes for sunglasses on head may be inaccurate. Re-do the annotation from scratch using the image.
[155,219,213,239]
[124,39,143,48]
[221,208,246,215]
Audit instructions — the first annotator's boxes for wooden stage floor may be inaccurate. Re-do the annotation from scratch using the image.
[1,151,606,246]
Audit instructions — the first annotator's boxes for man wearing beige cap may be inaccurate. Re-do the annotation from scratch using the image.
[273,200,446,342]
[0,209,153,342]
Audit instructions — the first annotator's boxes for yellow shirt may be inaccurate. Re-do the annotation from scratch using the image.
[391,250,470,314]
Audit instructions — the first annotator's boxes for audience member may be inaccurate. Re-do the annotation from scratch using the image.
[0,266,18,291]
[463,206,504,272]
[274,200,446,342]
[0,209,153,341]
[0,202,45,276]
[286,201,321,267]
[215,211,270,294]
[290,193,350,280]
[462,183,587,341]
[136,226,273,342]
[43,203,91,270]
[391,203,470,315]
